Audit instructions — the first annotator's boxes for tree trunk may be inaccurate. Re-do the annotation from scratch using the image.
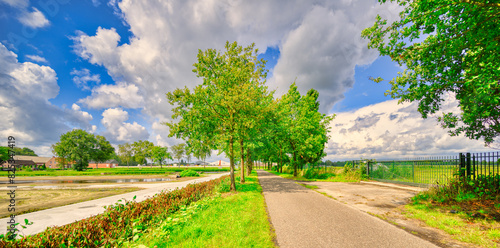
[246,148,252,176]
[293,152,298,177]
[229,136,236,191]
[240,139,245,183]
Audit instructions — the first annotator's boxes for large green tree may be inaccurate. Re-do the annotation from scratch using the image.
[132,140,154,165]
[171,143,186,165]
[0,147,9,162]
[52,129,115,171]
[94,135,115,163]
[151,146,171,168]
[167,41,269,191]
[118,143,133,167]
[362,0,500,145]
[279,83,334,176]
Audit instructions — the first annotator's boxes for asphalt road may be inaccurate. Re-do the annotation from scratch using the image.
[0,173,228,237]
[257,170,438,248]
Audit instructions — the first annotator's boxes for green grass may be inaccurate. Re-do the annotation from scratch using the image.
[268,168,362,182]
[125,172,276,248]
[404,203,500,247]
[0,167,229,177]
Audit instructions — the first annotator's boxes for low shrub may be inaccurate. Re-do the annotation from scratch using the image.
[180,169,200,177]
[411,175,500,220]
[0,176,228,247]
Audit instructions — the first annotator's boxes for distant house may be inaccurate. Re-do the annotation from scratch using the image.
[1,159,37,170]
[88,160,119,169]
[13,155,62,169]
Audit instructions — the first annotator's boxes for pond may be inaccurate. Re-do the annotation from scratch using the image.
[0,178,173,184]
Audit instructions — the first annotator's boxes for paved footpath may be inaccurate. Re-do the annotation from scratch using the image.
[0,173,228,237]
[257,170,438,248]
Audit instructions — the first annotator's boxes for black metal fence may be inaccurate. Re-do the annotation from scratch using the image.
[354,152,500,187]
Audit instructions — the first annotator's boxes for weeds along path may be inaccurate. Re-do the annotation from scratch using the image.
[0,173,229,238]
[257,170,438,248]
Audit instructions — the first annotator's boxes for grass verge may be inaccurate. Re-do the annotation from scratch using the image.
[268,168,362,182]
[126,171,276,248]
[404,203,500,247]
[0,187,142,218]
[0,167,229,177]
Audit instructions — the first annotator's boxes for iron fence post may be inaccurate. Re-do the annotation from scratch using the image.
[367,161,370,178]
[412,161,415,183]
[466,153,471,180]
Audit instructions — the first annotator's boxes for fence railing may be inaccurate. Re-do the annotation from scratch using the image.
[354,152,500,187]
[460,152,500,180]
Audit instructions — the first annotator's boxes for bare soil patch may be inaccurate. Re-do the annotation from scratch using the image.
[303,181,475,248]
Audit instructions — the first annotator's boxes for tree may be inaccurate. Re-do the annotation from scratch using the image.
[2,147,38,156]
[132,140,154,165]
[94,135,115,162]
[0,147,9,162]
[167,41,269,191]
[171,143,185,165]
[52,129,114,171]
[151,146,171,168]
[118,143,133,167]
[278,83,334,176]
[362,0,500,145]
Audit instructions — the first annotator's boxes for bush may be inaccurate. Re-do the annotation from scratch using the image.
[413,175,500,204]
[180,169,200,177]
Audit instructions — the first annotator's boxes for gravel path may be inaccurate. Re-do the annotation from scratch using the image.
[257,170,438,248]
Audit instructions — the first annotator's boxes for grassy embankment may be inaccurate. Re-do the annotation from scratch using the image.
[124,171,276,248]
[404,175,500,247]
[267,163,366,182]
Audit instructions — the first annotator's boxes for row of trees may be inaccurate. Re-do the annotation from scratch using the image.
[50,129,210,171]
[166,41,334,191]
[117,140,173,168]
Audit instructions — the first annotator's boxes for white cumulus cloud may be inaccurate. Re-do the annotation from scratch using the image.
[25,54,48,63]
[18,7,50,28]
[0,42,94,156]
[71,68,101,90]
[325,95,489,161]
[101,108,149,143]
[79,82,144,109]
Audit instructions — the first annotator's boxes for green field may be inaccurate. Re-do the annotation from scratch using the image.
[0,166,230,177]
[368,161,500,185]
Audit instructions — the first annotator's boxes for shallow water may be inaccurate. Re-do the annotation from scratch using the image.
[0,177,173,184]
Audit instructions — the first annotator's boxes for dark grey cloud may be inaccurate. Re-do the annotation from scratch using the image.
[348,112,382,132]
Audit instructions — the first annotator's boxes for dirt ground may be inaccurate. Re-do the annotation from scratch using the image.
[302,181,476,248]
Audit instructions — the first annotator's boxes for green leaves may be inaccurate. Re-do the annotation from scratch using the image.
[52,129,115,171]
[363,0,500,145]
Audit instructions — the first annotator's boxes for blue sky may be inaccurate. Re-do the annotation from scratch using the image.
[0,0,493,161]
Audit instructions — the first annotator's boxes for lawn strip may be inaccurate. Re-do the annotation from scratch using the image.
[268,169,361,182]
[404,203,500,247]
[128,172,276,248]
